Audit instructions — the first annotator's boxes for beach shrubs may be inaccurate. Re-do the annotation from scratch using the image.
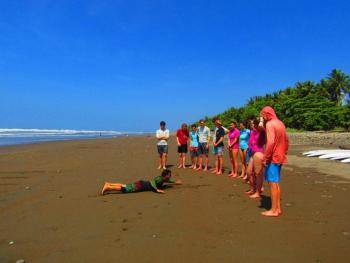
[204,69,350,131]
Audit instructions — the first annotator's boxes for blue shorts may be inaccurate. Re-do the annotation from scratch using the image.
[214,146,224,156]
[157,145,168,155]
[264,163,282,183]
[198,143,209,156]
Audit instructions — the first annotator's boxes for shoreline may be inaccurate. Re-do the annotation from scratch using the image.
[0,131,349,148]
[0,133,154,148]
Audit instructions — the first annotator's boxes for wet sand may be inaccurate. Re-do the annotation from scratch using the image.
[0,136,349,262]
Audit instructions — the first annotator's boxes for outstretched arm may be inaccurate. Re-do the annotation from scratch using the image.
[164,180,183,185]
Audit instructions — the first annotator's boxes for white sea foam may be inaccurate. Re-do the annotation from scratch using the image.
[0,128,123,137]
[0,128,149,146]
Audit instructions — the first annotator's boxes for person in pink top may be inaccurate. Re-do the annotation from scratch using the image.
[228,120,240,178]
[260,106,289,217]
[245,119,266,199]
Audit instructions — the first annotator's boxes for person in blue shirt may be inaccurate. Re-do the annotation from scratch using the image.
[189,124,200,169]
[238,121,251,179]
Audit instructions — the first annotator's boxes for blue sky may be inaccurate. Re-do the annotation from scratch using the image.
[1,0,349,132]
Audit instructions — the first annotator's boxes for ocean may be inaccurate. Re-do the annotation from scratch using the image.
[0,129,144,147]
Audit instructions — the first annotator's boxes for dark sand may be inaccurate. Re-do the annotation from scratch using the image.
[0,137,349,263]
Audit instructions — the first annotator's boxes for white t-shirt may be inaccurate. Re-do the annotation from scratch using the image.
[156,129,170,145]
[198,126,211,143]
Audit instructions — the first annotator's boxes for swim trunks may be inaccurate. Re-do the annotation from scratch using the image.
[264,163,282,183]
[178,144,188,153]
[122,180,152,193]
[190,147,199,157]
[198,143,209,156]
[214,146,224,156]
[157,145,168,155]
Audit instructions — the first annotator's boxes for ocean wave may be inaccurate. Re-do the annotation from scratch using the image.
[0,128,124,137]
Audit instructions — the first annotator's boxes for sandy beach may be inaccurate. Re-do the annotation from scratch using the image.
[1,135,350,263]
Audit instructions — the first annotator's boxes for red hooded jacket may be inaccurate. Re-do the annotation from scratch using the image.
[261,106,289,164]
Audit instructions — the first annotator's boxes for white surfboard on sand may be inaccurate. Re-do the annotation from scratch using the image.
[318,151,350,159]
[304,150,347,157]
[303,149,350,163]
[303,149,339,156]
[330,155,350,160]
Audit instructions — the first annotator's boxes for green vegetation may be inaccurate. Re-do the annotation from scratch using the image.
[203,69,350,131]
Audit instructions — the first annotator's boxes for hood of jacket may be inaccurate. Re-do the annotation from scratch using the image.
[261,106,278,121]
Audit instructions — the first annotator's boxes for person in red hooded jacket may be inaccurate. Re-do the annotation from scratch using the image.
[260,106,289,217]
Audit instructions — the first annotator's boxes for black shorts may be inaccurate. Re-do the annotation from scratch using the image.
[178,144,188,153]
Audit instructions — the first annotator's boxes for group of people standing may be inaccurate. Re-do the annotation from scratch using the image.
[156,106,289,217]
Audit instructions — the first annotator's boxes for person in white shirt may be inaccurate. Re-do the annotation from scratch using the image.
[197,119,211,171]
[156,121,170,169]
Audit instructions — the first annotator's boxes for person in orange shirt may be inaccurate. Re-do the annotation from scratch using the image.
[260,106,289,217]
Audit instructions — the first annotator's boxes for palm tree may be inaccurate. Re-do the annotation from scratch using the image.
[295,81,315,98]
[326,69,350,104]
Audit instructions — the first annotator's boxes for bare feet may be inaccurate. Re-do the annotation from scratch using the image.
[157,165,162,169]
[211,170,217,174]
[162,166,166,170]
[249,192,261,199]
[245,190,254,195]
[195,166,202,170]
[178,165,183,168]
[216,172,222,176]
[203,167,208,171]
[101,183,108,195]
[230,174,238,178]
[261,210,280,217]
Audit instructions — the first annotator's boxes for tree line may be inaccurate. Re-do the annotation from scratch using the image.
[203,69,350,131]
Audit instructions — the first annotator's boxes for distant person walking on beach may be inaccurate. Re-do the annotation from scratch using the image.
[212,119,225,175]
[246,119,266,199]
[228,120,240,178]
[260,106,289,217]
[197,119,211,171]
[176,123,189,169]
[238,121,251,179]
[101,169,182,195]
[189,124,200,169]
[156,121,170,169]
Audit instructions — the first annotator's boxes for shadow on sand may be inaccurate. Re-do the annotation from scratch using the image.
[259,194,271,211]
